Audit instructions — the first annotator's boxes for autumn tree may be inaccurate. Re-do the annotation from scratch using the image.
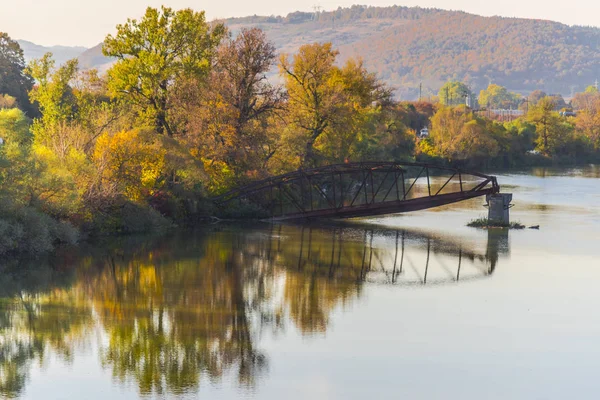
[278,43,340,166]
[429,105,499,163]
[173,28,283,187]
[279,43,390,167]
[528,90,547,105]
[574,95,600,150]
[527,97,573,155]
[103,6,226,136]
[571,89,600,112]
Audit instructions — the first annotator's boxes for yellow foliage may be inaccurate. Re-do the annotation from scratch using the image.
[31,143,84,215]
[94,129,167,202]
[201,158,236,194]
[416,137,439,158]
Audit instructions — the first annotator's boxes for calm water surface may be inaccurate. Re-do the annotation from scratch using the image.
[1,166,600,399]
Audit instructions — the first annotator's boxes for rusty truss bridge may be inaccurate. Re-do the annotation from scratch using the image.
[213,162,500,221]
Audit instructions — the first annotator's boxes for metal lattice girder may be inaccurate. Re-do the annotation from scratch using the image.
[212,161,500,220]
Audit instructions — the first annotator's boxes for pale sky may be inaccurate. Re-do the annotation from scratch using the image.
[0,0,597,47]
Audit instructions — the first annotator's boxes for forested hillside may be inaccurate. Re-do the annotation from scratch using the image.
[17,5,600,98]
[227,6,600,98]
[335,9,600,98]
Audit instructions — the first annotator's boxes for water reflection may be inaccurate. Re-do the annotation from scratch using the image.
[0,223,507,398]
[274,223,506,287]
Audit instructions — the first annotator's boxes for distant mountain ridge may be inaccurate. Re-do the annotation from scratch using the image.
[77,44,113,73]
[17,40,87,66]
[17,5,600,98]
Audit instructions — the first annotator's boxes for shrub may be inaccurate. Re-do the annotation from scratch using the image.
[88,201,174,235]
[0,206,79,256]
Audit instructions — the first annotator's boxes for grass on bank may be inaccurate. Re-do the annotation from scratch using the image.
[467,217,526,229]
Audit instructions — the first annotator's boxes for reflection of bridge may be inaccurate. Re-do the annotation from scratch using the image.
[214,162,500,220]
[253,224,507,287]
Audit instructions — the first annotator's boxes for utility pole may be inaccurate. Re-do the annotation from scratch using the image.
[445,86,449,106]
[570,85,577,98]
[312,5,322,20]
[419,83,422,102]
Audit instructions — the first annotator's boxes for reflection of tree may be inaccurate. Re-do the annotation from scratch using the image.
[0,223,505,398]
[279,228,362,333]
[82,233,268,395]
[266,224,504,331]
[0,260,92,398]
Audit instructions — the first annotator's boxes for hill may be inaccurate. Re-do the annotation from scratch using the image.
[77,44,114,74]
[17,40,87,66]
[225,6,600,98]
[19,5,600,98]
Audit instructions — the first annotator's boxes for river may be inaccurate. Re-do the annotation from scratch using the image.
[1,166,599,399]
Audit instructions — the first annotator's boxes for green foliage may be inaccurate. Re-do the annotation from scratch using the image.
[278,43,395,168]
[87,201,174,235]
[27,54,78,132]
[0,203,78,256]
[103,6,226,136]
[467,217,525,229]
[526,96,575,156]
[478,84,521,109]
[0,108,34,206]
[438,81,472,106]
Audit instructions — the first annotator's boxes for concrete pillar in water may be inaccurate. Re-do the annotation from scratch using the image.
[486,193,513,225]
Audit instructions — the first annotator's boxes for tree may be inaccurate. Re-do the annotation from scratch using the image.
[438,81,472,106]
[279,43,390,167]
[548,94,567,110]
[574,96,600,150]
[279,43,341,166]
[173,28,283,183]
[103,6,226,136]
[571,89,600,112]
[93,128,205,206]
[26,54,79,150]
[527,97,573,156]
[0,108,33,205]
[478,84,520,109]
[429,105,500,163]
[429,105,466,158]
[528,90,547,106]
[214,28,282,141]
[0,33,34,114]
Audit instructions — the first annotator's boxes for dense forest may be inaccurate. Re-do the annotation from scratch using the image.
[38,5,600,99]
[1,6,600,256]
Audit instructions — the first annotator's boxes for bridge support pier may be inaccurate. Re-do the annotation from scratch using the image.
[486,193,513,225]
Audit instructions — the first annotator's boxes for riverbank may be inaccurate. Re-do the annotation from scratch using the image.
[2,165,597,258]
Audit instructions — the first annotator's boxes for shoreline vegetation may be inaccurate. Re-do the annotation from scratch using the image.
[467,217,527,230]
[1,6,598,256]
